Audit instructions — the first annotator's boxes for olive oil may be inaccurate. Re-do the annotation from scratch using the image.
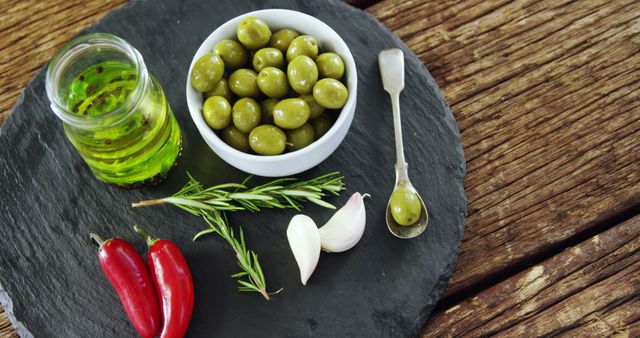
[62,60,181,187]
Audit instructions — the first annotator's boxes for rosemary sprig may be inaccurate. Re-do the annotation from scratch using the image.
[131,172,345,300]
[194,211,281,300]
[131,172,345,212]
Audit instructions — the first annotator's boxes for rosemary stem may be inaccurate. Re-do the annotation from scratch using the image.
[249,274,270,301]
[131,198,167,208]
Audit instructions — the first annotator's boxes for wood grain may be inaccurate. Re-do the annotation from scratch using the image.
[423,214,640,337]
[1,0,639,336]
[0,306,16,338]
[370,0,640,298]
[0,0,128,125]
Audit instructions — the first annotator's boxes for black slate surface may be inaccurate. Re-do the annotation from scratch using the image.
[0,0,467,337]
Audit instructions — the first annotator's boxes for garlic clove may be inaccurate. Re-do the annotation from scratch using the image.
[286,214,321,285]
[318,192,368,253]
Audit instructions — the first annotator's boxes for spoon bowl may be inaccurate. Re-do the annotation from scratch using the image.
[385,178,428,239]
[378,48,429,239]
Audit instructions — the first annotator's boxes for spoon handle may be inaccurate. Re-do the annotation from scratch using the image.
[391,93,407,171]
[378,48,407,173]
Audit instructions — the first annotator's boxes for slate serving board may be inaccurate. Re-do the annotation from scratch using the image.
[0,0,466,336]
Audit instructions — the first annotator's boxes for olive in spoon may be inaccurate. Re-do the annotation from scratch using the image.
[378,48,428,239]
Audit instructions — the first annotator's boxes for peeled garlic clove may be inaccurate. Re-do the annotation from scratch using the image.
[318,192,368,253]
[286,214,321,285]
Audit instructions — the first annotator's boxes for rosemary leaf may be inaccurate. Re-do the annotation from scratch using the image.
[279,190,321,198]
[237,280,259,292]
[306,197,337,209]
[228,193,275,201]
[231,271,249,278]
[193,228,217,241]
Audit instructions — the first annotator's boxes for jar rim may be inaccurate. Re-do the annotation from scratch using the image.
[45,33,149,129]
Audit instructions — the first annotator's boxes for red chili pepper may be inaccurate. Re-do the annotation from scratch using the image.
[134,225,194,338]
[90,233,161,338]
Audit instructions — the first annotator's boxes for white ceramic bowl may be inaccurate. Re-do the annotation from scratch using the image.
[186,9,357,177]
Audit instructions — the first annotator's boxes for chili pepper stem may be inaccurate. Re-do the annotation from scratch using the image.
[133,224,160,247]
[131,198,167,208]
[89,233,106,248]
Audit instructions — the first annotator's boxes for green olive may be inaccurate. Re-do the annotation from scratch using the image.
[229,68,259,98]
[232,97,261,133]
[286,123,315,151]
[260,98,279,125]
[191,53,224,92]
[313,78,348,109]
[298,94,325,119]
[257,67,289,98]
[203,96,231,130]
[213,39,248,70]
[287,55,318,95]
[237,16,272,50]
[310,114,332,138]
[273,98,310,129]
[286,35,318,62]
[390,188,422,226]
[249,125,286,155]
[252,47,284,72]
[269,28,299,53]
[221,125,251,153]
[205,78,232,101]
[316,52,345,79]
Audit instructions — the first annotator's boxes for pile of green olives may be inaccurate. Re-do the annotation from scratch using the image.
[191,16,349,156]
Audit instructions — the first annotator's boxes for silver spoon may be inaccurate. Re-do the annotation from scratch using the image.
[378,48,428,239]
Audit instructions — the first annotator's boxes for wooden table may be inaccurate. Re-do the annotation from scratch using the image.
[1,0,638,336]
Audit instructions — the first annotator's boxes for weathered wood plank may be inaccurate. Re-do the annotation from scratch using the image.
[423,214,640,337]
[0,305,17,338]
[556,296,640,338]
[1,0,639,336]
[0,0,128,125]
[369,0,640,298]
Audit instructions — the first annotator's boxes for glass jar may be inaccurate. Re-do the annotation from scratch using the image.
[46,33,182,188]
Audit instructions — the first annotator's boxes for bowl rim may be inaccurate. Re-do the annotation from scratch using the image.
[185,8,358,163]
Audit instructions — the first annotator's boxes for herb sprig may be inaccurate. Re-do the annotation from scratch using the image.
[131,172,345,212]
[194,211,280,300]
[132,172,345,300]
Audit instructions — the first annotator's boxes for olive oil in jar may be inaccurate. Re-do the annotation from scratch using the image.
[46,34,182,188]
